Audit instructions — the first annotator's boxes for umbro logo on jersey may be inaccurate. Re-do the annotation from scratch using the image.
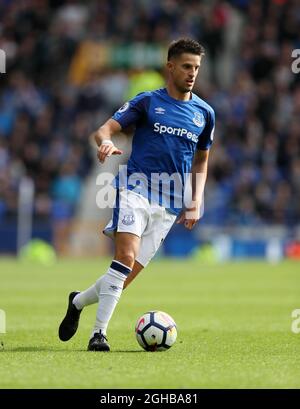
[193,111,205,127]
[155,107,165,114]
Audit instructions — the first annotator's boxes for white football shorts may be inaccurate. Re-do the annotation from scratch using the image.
[103,188,177,267]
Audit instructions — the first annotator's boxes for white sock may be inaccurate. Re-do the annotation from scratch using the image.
[91,260,131,338]
[73,285,98,310]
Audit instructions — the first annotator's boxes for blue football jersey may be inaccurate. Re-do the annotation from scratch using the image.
[112,88,215,215]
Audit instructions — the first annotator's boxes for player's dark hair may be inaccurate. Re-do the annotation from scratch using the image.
[167,38,205,61]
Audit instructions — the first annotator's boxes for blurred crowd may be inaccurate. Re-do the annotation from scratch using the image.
[0,0,300,229]
[204,0,300,226]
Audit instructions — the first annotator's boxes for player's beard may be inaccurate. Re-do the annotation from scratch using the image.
[175,80,193,95]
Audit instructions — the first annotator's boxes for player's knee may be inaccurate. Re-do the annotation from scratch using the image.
[113,250,135,269]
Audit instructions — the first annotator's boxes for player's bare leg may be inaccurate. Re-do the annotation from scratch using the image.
[113,232,140,269]
[123,260,144,289]
[87,232,140,351]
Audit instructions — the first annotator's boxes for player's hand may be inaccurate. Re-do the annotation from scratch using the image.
[97,141,123,164]
[176,205,200,230]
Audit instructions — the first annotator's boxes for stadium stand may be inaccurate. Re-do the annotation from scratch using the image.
[0,0,299,255]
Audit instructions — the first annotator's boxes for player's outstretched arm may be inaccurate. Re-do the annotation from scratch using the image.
[177,149,209,230]
[92,118,123,164]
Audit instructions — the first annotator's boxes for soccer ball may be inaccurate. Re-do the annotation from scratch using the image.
[135,311,177,351]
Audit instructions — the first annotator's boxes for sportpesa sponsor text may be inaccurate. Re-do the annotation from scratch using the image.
[153,122,199,143]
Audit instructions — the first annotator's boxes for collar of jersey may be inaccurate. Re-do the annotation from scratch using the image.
[162,87,194,104]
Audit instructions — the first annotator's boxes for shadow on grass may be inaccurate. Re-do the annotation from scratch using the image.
[1,346,145,353]
[110,350,145,353]
[1,346,87,352]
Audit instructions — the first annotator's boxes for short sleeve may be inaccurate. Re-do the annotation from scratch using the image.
[196,108,215,150]
[112,92,150,129]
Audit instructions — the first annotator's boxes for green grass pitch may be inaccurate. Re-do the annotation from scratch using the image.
[0,257,299,389]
